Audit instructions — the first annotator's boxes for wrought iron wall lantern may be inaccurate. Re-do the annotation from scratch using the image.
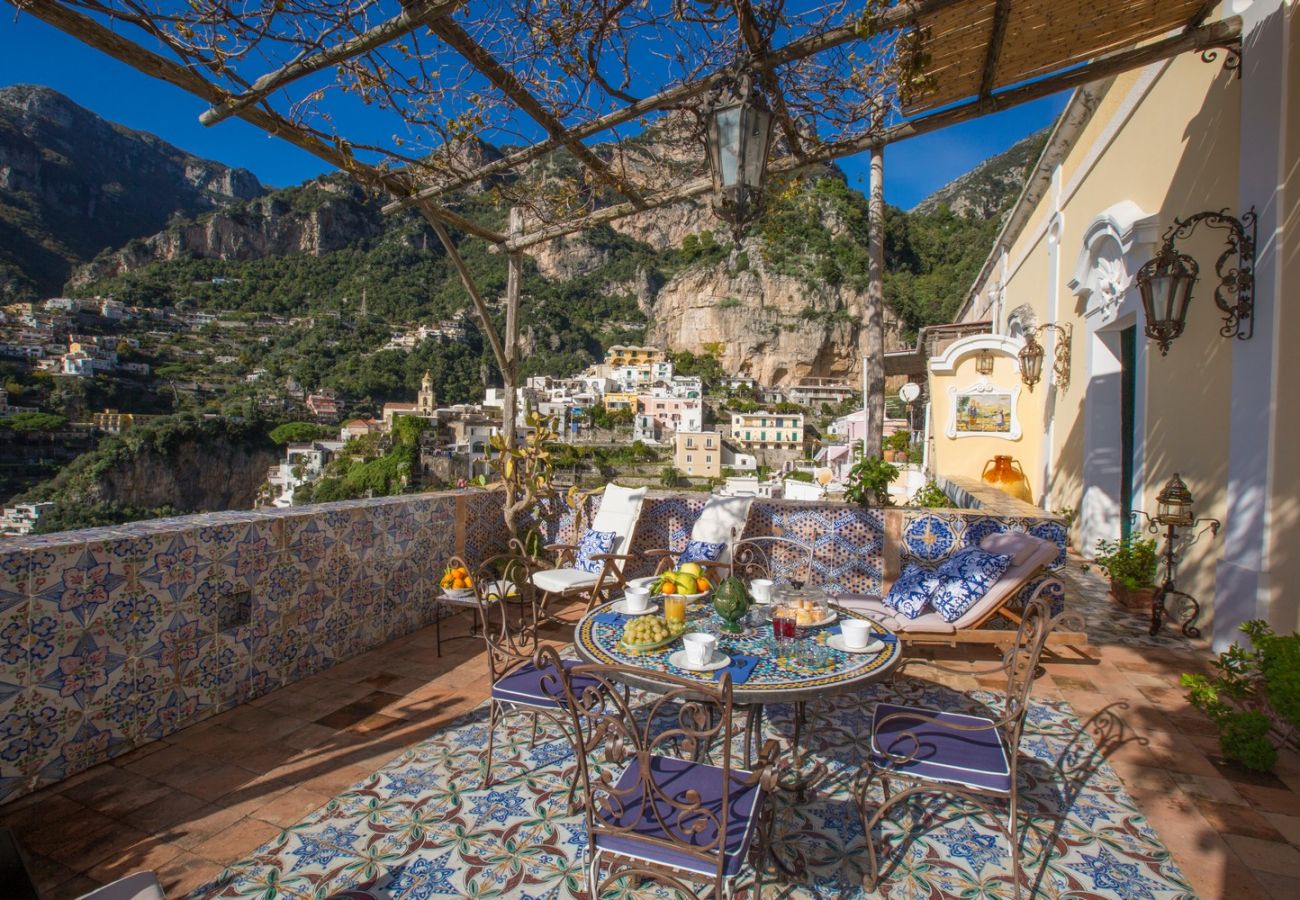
[1017,324,1072,392]
[1131,473,1221,638]
[704,66,774,237]
[1134,207,1256,355]
[974,347,995,376]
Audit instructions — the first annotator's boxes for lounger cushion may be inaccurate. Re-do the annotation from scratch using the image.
[881,563,943,619]
[680,539,726,564]
[833,597,956,635]
[931,548,1012,623]
[531,568,600,594]
[980,531,1041,567]
[575,528,617,574]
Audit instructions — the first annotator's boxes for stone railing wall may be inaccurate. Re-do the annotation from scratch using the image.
[0,483,1064,806]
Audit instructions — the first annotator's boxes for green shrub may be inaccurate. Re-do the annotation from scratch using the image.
[1181,621,1300,772]
[911,481,949,508]
[844,453,898,507]
[883,430,911,453]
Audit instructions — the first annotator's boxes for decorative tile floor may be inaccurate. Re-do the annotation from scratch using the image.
[3,558,1299,898]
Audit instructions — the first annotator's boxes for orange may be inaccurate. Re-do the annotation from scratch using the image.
[696,577,710,593]
[660,582,676,595]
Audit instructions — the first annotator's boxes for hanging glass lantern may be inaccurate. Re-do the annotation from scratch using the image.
[705,72,774,235]
[1156,473,1195,527]
[975,347,995,376]
[1136,245,1199,355]
[1018,331,1045,391]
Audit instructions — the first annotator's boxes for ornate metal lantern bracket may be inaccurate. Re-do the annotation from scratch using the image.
[1199,42,1242,78]
[1018,323,1072,392]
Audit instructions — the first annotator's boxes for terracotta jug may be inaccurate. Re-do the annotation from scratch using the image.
[981,455,1033,504]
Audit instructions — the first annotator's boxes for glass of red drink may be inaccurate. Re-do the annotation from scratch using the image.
[771,611,796,641]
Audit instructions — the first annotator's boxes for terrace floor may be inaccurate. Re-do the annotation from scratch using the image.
[6,560,1300,899]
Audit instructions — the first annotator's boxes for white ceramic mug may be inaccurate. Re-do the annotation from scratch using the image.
[750,578,774,604]
[839,618,872,650]
[682,632,717,667]
[624,586,651,613]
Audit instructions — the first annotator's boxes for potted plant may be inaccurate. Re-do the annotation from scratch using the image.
[1091,535,1159,610]
[882,430,910,462]
[844,451,899,507]
[1181,621,1300,772]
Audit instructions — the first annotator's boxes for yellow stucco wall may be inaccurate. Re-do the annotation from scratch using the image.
[939,47,1247,618]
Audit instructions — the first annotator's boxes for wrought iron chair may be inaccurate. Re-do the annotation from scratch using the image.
[453,553,591,809]
[729,535,816,586]
[855,592,1058,900]
[644,494,755,577]
[540,646,781,899]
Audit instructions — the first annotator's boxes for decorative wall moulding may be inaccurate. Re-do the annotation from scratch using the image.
[947,379,1023,441]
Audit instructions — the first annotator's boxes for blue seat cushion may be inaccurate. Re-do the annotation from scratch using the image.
[882,563,943,619]
[491,658,594,709]
[594,755,765,877]
[930,547,1012,623]
[870,703,1011,794]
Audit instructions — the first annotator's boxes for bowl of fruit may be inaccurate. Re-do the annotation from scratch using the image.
[439,565,475,599]
[618,614,687,653]
[651,563,713,601]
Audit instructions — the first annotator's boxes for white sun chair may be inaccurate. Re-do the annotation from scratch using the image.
[836,531,1084,646]
[644,493,755,576]
[532,483,647,621]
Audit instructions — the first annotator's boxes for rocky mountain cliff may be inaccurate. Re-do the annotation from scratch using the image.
[0,84,262,299]
[913,128,1049,218]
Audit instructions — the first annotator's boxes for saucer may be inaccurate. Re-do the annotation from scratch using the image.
[610,599,659,615]
[827,634,884,655]
[668,649,730,672]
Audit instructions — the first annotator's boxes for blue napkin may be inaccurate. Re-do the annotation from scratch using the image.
[715,654,759,685]
[593,611,630,627]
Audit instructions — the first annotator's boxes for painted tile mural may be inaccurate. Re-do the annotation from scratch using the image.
[0,491,468,805]
[0,488,1065,806]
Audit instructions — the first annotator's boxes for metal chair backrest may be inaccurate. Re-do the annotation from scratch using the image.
[729,535,816,586]
[538,647,740,888]
[453,553,537,683]
[997,593,1057,762]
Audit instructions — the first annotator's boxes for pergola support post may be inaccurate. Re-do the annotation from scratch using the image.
[864,146,886,458]
[503,208,523,447]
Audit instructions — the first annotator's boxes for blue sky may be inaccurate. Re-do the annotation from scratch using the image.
[0,10,1068,210]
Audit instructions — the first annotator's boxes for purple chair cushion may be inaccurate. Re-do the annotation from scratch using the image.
[593,754,764,877]
[492,658,595,709]
[679,540,726,564]
[870,702,1011,793]
[882,563,943,619]
[930,547,1012,623]
[575,528,617,574]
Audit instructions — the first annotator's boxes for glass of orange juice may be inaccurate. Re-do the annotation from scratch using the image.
[663,594,686,627]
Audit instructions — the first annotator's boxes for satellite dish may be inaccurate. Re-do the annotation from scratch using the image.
[898,382,921,404]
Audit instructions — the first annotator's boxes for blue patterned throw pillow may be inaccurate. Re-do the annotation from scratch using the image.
[679,540,725,564]
[574,529,617,574]
[882,563,943,619]
[930,547,1012,623]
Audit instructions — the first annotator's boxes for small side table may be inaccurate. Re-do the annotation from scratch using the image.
[433,589,482,657]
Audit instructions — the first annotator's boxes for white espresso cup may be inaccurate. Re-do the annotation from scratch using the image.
[750,579,774,604]
[682,632,717,667]
[624,586,651,614]
[839,618,872,650]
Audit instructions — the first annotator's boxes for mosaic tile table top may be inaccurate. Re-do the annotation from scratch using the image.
[574,601,903,704]
[192,670,1193,899]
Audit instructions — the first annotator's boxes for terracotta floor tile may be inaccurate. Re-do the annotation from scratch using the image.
[18,852,83,895]
[190,817,283,864]
[0,793,89,831]
[1261,812,1300,848]
[1251,868,1300,900]
[1169,772,1249,806]
[83,835,186,884]
[58,766,173,818]
[118,789,212,834]
[180,761,261,802]
[1222,833,1300,876]
[1236,783,1300,817]
[153,850,227,896]
[151,801,249,851]
[1193,799,1286,841]
[44,874,104,900]
[247,785,332,828]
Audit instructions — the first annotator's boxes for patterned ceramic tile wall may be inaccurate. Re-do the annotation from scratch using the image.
[0,491,466,806]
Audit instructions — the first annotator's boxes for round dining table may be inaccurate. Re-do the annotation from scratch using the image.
[573,595,905,771]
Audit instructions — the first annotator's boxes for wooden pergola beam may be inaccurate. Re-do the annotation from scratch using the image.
[426,18,648,208]
[979,0,1012,98]
[199,0,462,127]
[734,0,805,159]
[503,15,1242,252]
[7,0,506,245]
[383,0,965,211]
